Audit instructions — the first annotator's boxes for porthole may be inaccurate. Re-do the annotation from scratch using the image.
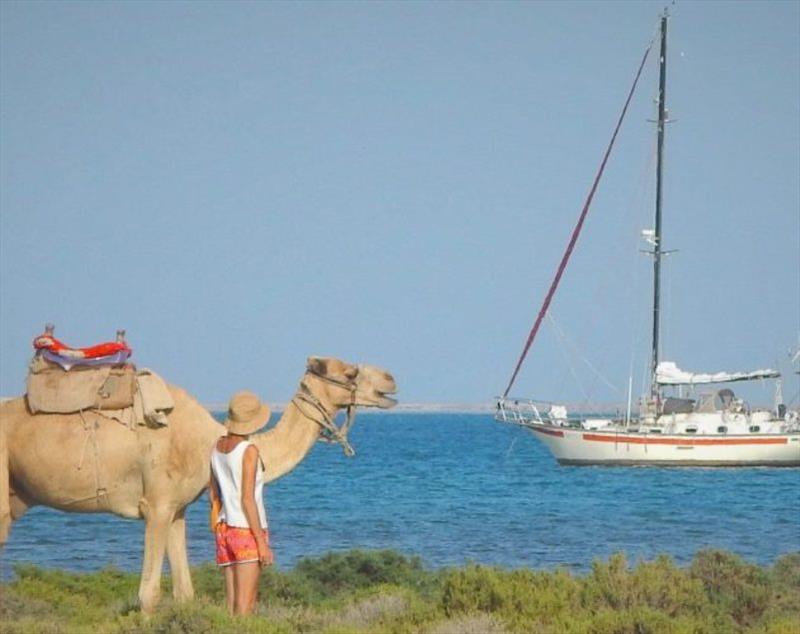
[717,426,727,434]
[749,425,760,433]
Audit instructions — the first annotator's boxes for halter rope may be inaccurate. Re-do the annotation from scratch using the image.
[290,368,359,457]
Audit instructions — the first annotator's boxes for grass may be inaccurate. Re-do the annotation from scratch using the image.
[1,549,798,633]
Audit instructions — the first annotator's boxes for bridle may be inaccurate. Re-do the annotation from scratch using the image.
[291,365,363,457]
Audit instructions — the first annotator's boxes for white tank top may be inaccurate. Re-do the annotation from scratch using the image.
[210,440,267,529]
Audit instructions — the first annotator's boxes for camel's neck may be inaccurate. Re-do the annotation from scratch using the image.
[249,383,339,482]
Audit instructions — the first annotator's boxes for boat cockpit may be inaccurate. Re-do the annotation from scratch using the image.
[662,389,746,416]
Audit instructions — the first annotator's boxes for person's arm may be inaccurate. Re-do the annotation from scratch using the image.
[241,445,271,566]
[208,470,222,532]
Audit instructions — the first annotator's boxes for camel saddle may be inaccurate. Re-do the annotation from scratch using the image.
[26,354,137,414]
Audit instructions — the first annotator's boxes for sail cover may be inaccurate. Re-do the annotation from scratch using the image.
[656,361,780,385]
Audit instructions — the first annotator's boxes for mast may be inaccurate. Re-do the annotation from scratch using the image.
[650,10,668,400]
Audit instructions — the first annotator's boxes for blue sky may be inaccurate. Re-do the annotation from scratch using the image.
[1,1,798,406]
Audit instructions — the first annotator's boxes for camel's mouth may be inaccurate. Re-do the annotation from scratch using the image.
[354,365,397,409]
[373,382,398,409]
[376,391,398,409]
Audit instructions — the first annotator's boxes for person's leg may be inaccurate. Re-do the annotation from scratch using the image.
[233,561,261,615]
[215,523,236,613]
[223,566,235,614]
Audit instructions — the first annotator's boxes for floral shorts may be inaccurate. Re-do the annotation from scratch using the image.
[215,522,272,567]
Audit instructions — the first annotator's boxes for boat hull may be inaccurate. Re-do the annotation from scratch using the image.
[529,425,800,467]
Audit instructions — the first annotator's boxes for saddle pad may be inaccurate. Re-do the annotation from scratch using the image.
[26,364,136,414]
[97,369,174,428]
[136,369,174,426]
[97,367,136,409]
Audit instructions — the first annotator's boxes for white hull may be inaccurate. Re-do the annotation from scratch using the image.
[529,424,800,466]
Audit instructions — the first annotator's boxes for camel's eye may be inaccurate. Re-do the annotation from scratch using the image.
[344,365,359,380]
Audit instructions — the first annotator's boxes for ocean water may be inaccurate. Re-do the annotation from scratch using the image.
[2,413,799,579]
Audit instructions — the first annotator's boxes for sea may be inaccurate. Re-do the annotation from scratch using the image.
[2,413,799,579]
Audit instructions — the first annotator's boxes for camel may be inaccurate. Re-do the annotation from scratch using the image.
[0,356,397,612]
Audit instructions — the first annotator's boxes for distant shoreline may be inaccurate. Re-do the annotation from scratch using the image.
[204,402,501,415]
[203,401,634,414]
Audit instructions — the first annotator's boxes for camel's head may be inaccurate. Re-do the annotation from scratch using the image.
[305,357,397,410]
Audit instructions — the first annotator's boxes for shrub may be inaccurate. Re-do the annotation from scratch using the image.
[441,564,505,615]
[690,549,772,627]
[0,586,53,620]
[430,613,509,634]
[771,552,800,597]
[578,606,679,634]
[583,553,708,617]
[291,549,427,599]
[1,549,798,633]
[441,564,580,632]
[763,552,800,623]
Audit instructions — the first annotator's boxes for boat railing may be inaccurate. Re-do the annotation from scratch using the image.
[494,397,568,429]
[494,396,624,429]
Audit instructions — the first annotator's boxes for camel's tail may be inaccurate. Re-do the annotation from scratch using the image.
[0,413,10,546]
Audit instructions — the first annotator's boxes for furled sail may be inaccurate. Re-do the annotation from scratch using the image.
[656,361,780,385]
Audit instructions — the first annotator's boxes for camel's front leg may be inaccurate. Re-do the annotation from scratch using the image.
[0,434,9,545]
[1,489,31,547]
[166,508,194,603]
[138,501,173,612]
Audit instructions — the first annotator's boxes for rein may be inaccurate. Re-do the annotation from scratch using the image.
[291,370,359,457]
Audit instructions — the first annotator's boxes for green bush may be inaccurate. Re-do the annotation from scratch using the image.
[441,565,581,632]
[771,552,800,588]
[583,553,708,617]
[690,549,772,627]
[1,549,797,634]
[292,549,427,597]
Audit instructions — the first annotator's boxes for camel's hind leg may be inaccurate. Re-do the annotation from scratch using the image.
[138,500,174,613]
[166,508,194,603]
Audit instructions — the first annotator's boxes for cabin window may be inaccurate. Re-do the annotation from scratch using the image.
[717,426,727,434]
[749,425,760,433]
[685,426,698,434]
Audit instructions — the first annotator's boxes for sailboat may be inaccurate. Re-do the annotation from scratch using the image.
[495,11,800,467]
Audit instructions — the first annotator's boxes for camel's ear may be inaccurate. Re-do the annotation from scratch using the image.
[307,357,328,376]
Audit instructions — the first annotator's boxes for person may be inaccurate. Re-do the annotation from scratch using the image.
[209,390,274,615]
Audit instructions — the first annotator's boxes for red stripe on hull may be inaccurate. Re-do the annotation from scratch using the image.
[581,433,788,446]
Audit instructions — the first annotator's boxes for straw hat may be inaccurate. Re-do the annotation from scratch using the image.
[224,391,271,435]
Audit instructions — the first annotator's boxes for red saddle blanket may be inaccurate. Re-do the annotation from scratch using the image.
[33,335,132,359]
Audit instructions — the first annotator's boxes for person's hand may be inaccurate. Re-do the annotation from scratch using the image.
[256,537,273,567]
